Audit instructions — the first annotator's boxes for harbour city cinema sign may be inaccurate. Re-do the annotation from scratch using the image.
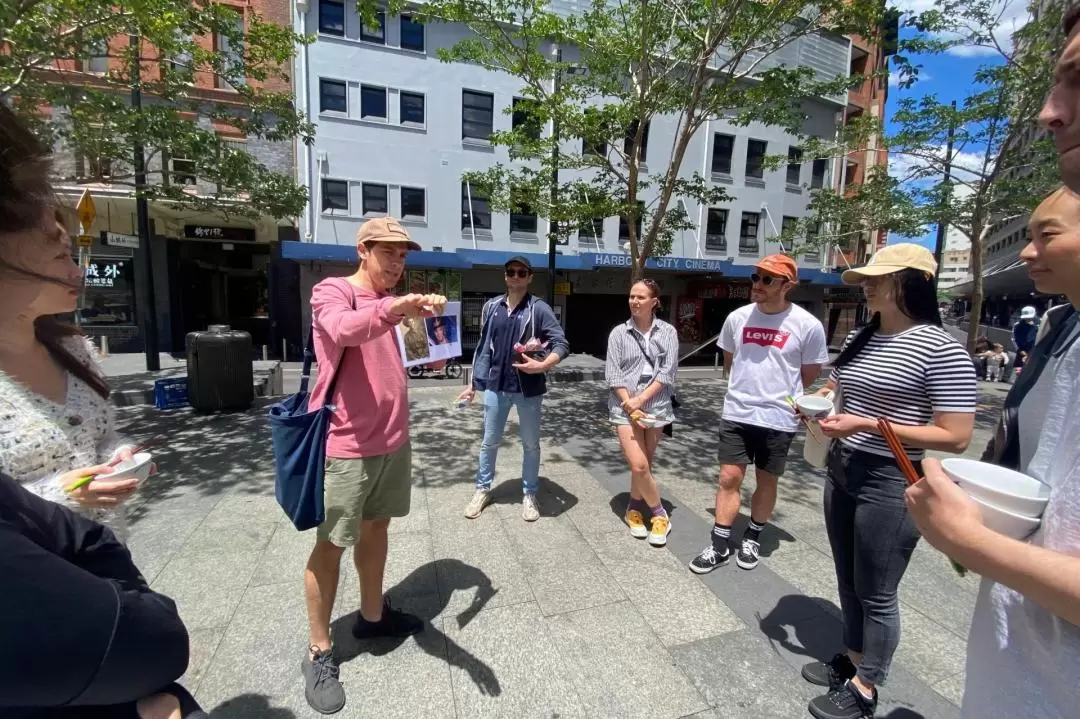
[586,253,728,272]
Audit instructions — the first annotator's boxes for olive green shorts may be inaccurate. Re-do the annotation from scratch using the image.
[318,441,412,547]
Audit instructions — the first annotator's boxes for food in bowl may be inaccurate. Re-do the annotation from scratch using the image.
[93,452,153,487]
[969,494,1041,540]
[795,395,834,419]
[941,458,1050,518]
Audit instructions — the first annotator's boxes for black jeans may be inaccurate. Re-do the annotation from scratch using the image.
[824,443,921,686]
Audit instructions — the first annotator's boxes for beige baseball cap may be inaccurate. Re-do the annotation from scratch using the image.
[356,216,421,251]
[841,243,937,285]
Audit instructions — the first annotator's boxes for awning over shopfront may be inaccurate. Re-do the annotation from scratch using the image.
[280,243,847,285]
[949,256,1032,298]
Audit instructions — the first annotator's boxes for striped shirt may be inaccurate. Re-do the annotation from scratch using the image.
[830,324,976,460]
[605,318,679,415]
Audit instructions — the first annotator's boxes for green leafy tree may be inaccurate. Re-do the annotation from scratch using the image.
[0,0,314,219]
[799,0,1060,350]
[402,0,887,280]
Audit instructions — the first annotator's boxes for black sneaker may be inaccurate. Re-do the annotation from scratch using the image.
[808,681,877,719]
[688,545,730,574]
[301,646,345,715]
[802,653,858,688]
[735,538,761,570]
[352,599,424,640]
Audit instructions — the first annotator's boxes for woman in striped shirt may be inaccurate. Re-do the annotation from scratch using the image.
[605,279,680,547]
[799,244,977,719]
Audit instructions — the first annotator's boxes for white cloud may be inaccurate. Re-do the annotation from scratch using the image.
[888,70,932,87]
[887,0,1030,58]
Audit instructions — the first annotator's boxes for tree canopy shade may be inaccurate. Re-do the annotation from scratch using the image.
[0,0,314,219]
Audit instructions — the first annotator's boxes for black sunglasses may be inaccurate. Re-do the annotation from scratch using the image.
[505,268,530,278]
[751,273,785,286]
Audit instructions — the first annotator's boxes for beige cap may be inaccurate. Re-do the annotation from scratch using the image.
[841,243,937,284]
[356,216,421,251]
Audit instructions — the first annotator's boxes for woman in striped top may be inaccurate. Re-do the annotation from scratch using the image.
[605,279,680,547]
[799,244,977,719]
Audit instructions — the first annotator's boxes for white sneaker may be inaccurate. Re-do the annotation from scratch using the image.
[522,493,540,522]
[464,489,490,519]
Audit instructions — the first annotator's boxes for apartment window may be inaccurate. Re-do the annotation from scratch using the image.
[512,97,542,141]
[400,91,425,126]
[623,120,649,163]
[811,158,828,189]
[167,36,193,79]
[804,223,820,259]
[509,187,538,234]
[619,202,645,241]
[746,139,767,180]
[85,38,108,74]
[705,208,728,252]
[579,217,604,248]
[739,211,760,255]
[322,179,348,211]
[711,133,734,175]
[401,186,426,219]
[361,11,386,44]
[360,84,387,120]
[400,15,424,52]
[76,152,113,180]
[319,0,345,36]
[215,13,245,89]
[462,90,494,141]
[461,183,492,230]
[583,109,607,157]
[361,183,388,215]
[786,148,802,185]
[170,157,196,186]
[320,79,347,113]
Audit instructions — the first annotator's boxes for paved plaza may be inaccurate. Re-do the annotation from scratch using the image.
[118,378,1006,719]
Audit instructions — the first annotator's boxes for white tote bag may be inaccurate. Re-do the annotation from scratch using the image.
[802,389,840,468]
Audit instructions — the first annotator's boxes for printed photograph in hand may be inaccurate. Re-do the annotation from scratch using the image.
[428,316,458,347]
[399,316,431,362]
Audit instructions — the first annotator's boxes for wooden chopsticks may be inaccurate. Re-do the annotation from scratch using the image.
[876,418,920,486]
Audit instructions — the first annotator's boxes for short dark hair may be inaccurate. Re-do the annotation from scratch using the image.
[1065,4,1080,36]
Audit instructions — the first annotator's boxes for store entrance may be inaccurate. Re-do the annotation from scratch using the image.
[174,241,270,350]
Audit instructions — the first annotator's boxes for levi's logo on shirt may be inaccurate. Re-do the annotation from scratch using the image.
[743,326,791,349]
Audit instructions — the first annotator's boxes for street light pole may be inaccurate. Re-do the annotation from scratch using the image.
[547,46,563,307]
[933,100,957,280]
[130,33,160,371]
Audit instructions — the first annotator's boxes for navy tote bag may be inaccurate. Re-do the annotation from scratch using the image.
[268,321,348,531]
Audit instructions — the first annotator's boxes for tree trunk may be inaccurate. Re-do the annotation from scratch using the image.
[965,225,986,353]
[631,259,645,283]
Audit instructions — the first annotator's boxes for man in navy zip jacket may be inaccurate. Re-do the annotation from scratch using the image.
[0,471,203,719]
[456,256,569,521]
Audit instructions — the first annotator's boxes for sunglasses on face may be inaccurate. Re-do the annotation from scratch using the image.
[505,269,530,278]
[751,273,785,286]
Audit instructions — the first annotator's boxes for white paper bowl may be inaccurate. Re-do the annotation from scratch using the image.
[94,452,153,486]
[796,395,834,419]
[941,458,1050,518]
[969,494,1041,540]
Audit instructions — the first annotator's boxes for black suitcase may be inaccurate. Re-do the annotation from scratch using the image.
[186,325,254,412]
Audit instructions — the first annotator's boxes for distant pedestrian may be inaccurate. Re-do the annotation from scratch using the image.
[605,279,680,546]
[301,217,446,715]
[801,243,976,719]
[0,104,139,541]
[1012,306,1039,368]
[456,257,569,522]
[688,254,828,575]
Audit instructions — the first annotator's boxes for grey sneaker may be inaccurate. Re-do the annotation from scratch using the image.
[522,493,540,521]
[464,488,490,519]
[302,646,345,714]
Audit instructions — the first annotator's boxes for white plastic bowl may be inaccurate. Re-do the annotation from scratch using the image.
[796,395,834,419]
[969,494,1041,540]
[94,452,153,486]
[941,458,1050,518]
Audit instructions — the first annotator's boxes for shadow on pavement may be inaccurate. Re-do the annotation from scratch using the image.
[329,560,502,697]
[206,693,296,718]
[757,594,844,663]
[487,476,579,517]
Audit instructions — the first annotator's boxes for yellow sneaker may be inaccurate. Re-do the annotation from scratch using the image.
[624,509,648,539]
[648,515,672,546]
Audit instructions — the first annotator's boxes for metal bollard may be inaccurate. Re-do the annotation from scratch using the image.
[262,344,268,361]
[100,335,109,357]
[282,338,287,362]
[463,367,472,386]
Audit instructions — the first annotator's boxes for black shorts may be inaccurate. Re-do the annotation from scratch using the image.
[717,419,796,476]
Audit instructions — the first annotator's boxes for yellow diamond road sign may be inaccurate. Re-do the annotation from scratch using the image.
[76,189,96,230]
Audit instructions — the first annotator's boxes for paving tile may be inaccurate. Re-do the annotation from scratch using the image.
[179,627,225,695]
[388,485,431,535]
[336,531,437,614]
[200,493,285,527]
[585,530,743,646]
[441,601,586,719]
[933,671,966,707]
[431,530,536,620]
[564,498,633,535]
[759,542,843,611]
[670,628,820,718]
[180,519,278,555]
[546,600,710,719]
[892,603,969,690]
[250,525,316,587]
[426,483,506,537]
[151,550,261,631]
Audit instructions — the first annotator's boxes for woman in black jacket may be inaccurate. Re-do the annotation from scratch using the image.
[0,471,203,718]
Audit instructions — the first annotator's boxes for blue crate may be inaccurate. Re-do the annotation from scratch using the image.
[154,377,189,410]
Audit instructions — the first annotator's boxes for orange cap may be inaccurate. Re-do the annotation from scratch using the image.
[755,254,798,282]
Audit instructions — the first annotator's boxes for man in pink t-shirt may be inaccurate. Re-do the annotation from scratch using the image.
[301,217,446,715]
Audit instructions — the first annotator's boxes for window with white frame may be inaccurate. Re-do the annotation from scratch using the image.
[461,182,491,230]
[401,186,426,220]
[510,187,538,234]
[360,84,388,120]
[361,182,388,215]
[711,133,734,175]
[399,91,425,126]
[578,217,604,249]
[705,208,728,252]
[462,90,494,141]
[400,15,424,52]
[215,12,245,90]
[320,79,347,113]
[361,11,386,44]
[811,158,828,189]
[745,139,767,180]
[319,0,345,35]
[170,156,197,186]
[739,211,760,255]
[786,148,802,185]
[322,179,348,211]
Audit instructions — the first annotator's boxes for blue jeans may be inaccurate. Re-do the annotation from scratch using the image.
[475,390,542,495]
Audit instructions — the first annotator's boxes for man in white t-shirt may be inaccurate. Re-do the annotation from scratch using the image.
[689,254,829,575]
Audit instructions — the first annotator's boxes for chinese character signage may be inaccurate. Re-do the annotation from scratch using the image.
[184,225,256,243]
[80,256,135,327]
[84,260,124,288]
